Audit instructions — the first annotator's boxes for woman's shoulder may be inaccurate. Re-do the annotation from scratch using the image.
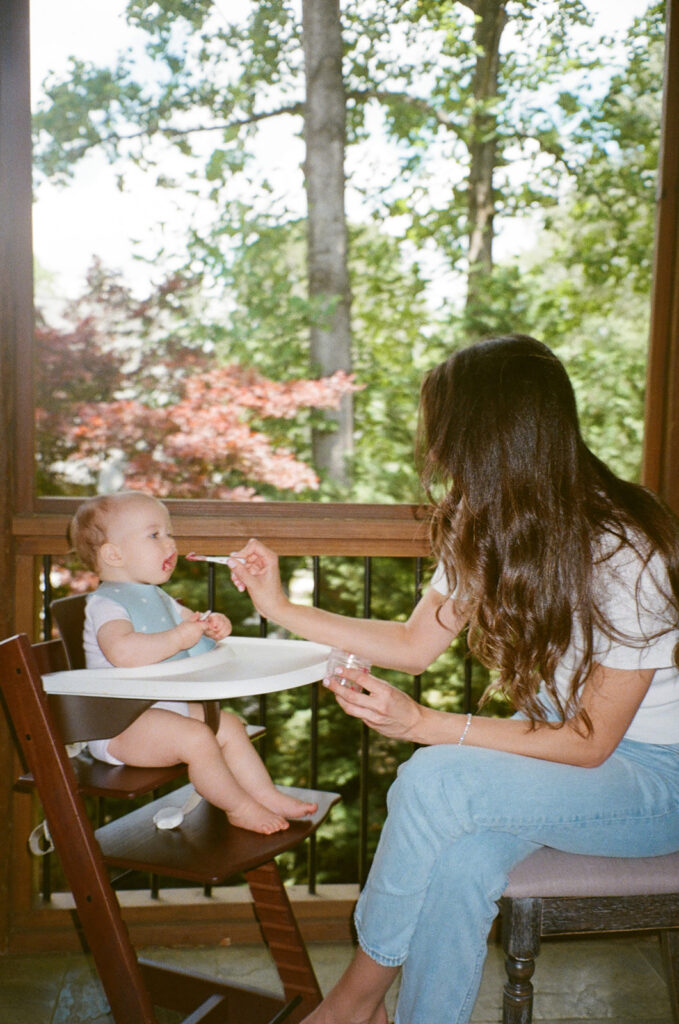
[594,528,661,578]
[593,528,675,632]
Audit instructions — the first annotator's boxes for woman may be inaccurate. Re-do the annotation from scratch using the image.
[228,335,679,1024]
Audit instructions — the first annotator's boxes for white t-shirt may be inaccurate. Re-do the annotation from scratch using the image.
[430,538,679,744]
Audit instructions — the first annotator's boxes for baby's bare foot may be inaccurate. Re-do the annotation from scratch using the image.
[267,791,318,819]
[226,799,290,835]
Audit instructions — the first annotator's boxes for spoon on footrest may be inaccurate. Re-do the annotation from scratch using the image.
[153,787,203,830]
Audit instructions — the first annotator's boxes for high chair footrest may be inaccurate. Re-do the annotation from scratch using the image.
[96,784,340,883]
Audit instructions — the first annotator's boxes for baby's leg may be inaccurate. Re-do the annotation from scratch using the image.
[214,710,318,819]
[107,708,291,834]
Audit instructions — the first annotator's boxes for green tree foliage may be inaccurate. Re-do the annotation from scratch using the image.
[519,2,665,482]
[562,1,664,298]
[32,2,603,297]
[33,1,651,488]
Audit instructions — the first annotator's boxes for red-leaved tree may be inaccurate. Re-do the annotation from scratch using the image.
[35,263,359,499]
[63,365,356,499]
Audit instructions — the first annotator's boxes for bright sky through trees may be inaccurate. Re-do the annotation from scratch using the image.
[30,0,653,303]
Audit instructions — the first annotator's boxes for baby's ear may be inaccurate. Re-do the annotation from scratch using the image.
[99,541,122,568]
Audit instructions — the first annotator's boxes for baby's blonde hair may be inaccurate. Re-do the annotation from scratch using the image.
[69,492,160,571]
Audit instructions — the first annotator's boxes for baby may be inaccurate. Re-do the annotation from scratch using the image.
[69,491,317,834]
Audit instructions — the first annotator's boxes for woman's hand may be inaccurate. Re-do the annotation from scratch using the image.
[227,539,289,620]
[323,666,426,743]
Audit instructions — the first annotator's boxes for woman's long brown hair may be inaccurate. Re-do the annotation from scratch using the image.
[417,335,679,727]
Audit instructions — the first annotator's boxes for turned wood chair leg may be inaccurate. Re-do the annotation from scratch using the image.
[501,897,541,1024]
[245,860,323,1023]
[661,930,679,1024]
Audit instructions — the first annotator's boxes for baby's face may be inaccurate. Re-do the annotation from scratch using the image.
[104,497,177,584]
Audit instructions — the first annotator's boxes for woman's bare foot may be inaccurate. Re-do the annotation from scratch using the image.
[226,797,290,834]
[266,789,318,819]
[301,1000,388,1024]
[300,947,395,1024]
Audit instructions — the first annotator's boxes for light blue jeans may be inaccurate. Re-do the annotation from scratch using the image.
[353,738,679,1024]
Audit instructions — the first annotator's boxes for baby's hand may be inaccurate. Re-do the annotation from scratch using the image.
[201,612,232,640]
[176,616,210,650]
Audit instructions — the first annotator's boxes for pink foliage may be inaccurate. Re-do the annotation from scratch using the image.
[34,266,361,501]
[61,364,358,498]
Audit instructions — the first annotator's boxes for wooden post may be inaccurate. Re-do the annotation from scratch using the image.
[642,0,679,512]
[0,0,34,955]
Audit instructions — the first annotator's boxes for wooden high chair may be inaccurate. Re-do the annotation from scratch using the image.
[3,632,340,1023]
[46,592,263,799]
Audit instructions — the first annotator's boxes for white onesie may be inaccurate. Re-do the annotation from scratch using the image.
[84,592,191,765]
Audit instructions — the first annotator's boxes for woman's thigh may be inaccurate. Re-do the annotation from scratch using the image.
[393,740,679,858]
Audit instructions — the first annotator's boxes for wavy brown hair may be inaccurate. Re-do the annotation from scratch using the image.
[417,335,679,727]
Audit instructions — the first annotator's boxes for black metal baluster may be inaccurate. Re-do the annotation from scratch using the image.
[358,556,372,888]
[307,556,321,894]
[258,612,269,763]
[207,562,216,612]
[200,563,219,899]
[42,555,52,640]
[412,557,423,705]
[40,556,53,899]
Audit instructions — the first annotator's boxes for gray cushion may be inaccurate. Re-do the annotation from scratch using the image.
[504,846,679,899]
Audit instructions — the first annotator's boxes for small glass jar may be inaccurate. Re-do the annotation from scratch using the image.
[325,648,371,691]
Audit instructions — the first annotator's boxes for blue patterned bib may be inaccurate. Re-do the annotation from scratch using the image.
[96,582,216,662]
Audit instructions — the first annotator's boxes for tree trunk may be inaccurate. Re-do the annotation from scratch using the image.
[302,0,353,485]
[465,0,508,318]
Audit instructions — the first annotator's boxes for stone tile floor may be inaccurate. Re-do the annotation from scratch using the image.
[0,934,673,1023]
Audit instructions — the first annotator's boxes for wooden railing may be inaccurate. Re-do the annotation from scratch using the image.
[12,500,432,631]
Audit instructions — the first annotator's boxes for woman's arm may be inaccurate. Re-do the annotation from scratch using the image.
[231,542,654,766]
[229,539,465,674]
[326,661,655,767]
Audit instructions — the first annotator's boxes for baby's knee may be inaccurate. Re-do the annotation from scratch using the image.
[216,710,247,742]
[175,715,219,759]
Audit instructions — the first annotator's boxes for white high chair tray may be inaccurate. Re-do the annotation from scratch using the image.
[42,637,331,700]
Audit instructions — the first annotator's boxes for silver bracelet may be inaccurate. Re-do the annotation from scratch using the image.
[458,712,472,745]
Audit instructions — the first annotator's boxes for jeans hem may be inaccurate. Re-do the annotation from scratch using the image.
[355,914,406,969]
